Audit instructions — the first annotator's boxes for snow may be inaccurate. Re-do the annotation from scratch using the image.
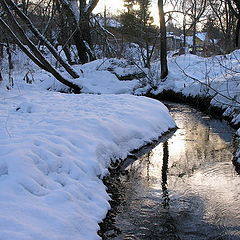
[80,58,146,80]
[0,85,175,240]
[1,44,240,239]
[196,32,207,42]
[69,0,80,23]
[75,59,140,94]
[150,52,240,163]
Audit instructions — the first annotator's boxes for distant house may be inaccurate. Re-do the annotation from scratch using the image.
[180,32,221,55]
[91,16,125,45]
[184,35,203,47]
[183,32,216,47]
[166,32,183,50]
[196,32,208,44]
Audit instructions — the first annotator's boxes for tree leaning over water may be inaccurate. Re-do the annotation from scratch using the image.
[0,0,99,92]
[0,0,82,92]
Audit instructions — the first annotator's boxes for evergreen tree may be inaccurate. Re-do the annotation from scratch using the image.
[202,17,222,41]
[123,0,136,13]
[120,0,157,68]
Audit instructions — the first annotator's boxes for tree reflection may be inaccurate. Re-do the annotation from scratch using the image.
[162,141,170,209]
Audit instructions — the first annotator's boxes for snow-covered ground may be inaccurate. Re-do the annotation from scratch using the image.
[150,52,240,163]
[1,49,240,148]
[0,87,175,239]
[169,53,240,163]
[0,47,240,239]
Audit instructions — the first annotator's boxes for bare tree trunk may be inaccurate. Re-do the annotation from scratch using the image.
[227,0,240,48]
[55,0,75,65]
[0,8,81,92]
[236,19,240,47]
[73,29,89,64]
[192,20,197,54]
[63,45,74,65]
[192,0,197,54]
[57,0,97,64]
[183,15,187,47]
[0,43,4,83]
[6,40,14,88]
[80,15,96,61]
[5,0,80,78]
[0,43,3,59]
[158,0,168,80]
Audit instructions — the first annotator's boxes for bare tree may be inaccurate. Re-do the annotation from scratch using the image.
[119,0,159,68]
[57,0,99,64]
[227,0,240,48]
[0,0,81,92]
[158,0,168,80]
[209,0,235,52]
[181,0,207,53]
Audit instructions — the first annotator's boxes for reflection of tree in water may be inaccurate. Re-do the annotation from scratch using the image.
[160,141,180,239]
[162,141,170,209]
[146,152,151,182]
[107,105,237,240]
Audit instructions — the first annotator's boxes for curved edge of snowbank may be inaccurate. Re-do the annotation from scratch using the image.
[0,91,176,240]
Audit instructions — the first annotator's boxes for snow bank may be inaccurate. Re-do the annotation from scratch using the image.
[150,52,240,164]
[1,46,239,164]
[1,57,140,95]
[0,89,176,240]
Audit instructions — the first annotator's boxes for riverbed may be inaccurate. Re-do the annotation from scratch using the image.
[102,103,240,240]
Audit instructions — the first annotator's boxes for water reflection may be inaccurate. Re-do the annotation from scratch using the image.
[162,141,169,209]
[110,103,240,240]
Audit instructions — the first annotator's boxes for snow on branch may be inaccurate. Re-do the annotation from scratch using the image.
[70,0,80,23]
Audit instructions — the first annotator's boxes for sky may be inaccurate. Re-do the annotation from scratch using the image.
[93,0,160,25]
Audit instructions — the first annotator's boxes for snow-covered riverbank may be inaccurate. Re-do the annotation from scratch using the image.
[0,48,239,239]
[0,88,175,240]
[151,52,240,163]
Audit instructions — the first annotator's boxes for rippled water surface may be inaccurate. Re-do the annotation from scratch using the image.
[110,103,240,240]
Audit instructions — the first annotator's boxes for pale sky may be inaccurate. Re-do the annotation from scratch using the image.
[93,0,160,25]
[93,0,124,14]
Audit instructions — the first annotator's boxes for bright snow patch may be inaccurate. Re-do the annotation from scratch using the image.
[0,89,176,240]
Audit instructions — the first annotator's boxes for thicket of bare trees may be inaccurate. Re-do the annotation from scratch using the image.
[0,0,99,92]
[0,0,239,88]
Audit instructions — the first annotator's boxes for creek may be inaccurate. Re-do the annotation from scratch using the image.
[103,102,240,240]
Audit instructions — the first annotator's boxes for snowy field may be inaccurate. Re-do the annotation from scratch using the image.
[0,47,240,239]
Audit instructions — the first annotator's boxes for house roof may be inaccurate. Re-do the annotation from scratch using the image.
[196,32,207,41]
[105,19,122,28]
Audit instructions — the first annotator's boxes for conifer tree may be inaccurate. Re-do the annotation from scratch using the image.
[120,0,158,68]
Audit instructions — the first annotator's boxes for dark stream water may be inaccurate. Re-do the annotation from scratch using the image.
[107,103,240,240]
